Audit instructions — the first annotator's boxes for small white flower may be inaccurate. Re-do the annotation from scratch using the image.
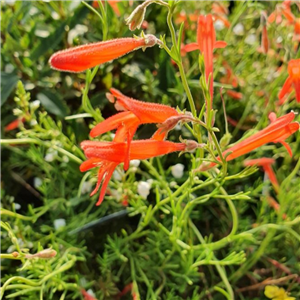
[137,181,151,199]
[147,179,153,186]
[54,219,66,230]
[62,156,69,163]
[87,289,96,298]
[12,108,22,116]
[67,24,88,45]
[110,189,122,200]
[34,29,50,38]
[79,277,87,287]
[276,36,283,43]
[44,153,55,162]
[4,64,14,73]
[7,245,15,253]
[130,159,140,167]
[81,181,93,194]
[30,120,38,126]
[171,163,185,179]
[29,7,38,15]
[170,181,177,188]
[51,11,60,20]
[4,0,16,5]
[233,23,244,35]
[214,20,225,31]
[44,148,58,162]
[113,170,123,181]
[33,177,43,188]
[14,203,21,210]
[30,100,40,110]
[245,34,256,45]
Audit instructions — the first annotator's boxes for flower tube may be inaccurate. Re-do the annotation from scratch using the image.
[49,35,158,72]
[185,15,227,102]
[80,139,200,205]
[199,112,299,171]
[91,88,195,169]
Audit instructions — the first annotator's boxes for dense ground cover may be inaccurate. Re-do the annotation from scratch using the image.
[1,1,300,299]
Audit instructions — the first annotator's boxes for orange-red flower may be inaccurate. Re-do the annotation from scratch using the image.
[4,117,25,132]
[226,90,243,100]
[80,139,199,205]
[223,112,299,161]
[278,59,300,104]
[212,2,230,28]
[49,35,158,73]
[199,112,299,171]
[293,18,300,41]
[92,0,121,16]
[81,140,196,162]
[260,15,269,54]
[185,15,226,102]
[268,0,295,24]
[244,157,279,192]
[91,88,194,169]
[266,196,287,219]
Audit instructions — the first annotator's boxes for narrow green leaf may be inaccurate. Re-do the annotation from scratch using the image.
[1,72,19,106]
[37,90,68,117]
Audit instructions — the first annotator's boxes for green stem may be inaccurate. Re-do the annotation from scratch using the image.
[189,220,234,299]
[0,209,34,222]
[230,229,276,283]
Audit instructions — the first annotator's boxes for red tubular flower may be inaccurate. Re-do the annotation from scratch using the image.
[108,88,179,123]
[80,139,200,205]
[266,196,287,219]
[212,3,230,28]
[90,88,194,169]
[185,15,227,103]
[4,117,25,132]
[226,90,243,100]
[268,0,294,24]
[81,140,192,162]
[223,112,299,161]
[278,59,300,103]
[260,23,269,54]
[293,18,300,41]
[49,35,158,73]
[244,158,279,192]
[199,112,299,171]
[197,15,227,101]
[92,0,121,16]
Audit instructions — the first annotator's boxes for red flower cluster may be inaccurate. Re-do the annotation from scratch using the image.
[80,89,199,205]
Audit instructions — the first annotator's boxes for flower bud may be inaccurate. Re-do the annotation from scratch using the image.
[25,248,57,259]
[171,163,185,179]
[125,2,148,31]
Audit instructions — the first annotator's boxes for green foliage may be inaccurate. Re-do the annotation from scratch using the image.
[1,1,300,300]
